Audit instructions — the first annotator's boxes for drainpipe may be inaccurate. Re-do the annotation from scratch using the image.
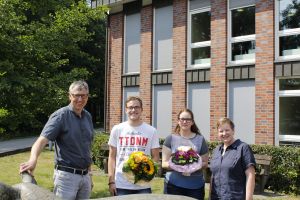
[103,11,110,132]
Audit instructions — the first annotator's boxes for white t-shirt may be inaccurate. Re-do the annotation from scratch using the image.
[108,121,160,190]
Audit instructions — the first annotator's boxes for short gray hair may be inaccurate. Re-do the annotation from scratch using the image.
[69,80,89,94]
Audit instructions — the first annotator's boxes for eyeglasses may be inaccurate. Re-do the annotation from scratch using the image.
[126,106,141,110]
[71,93,89,100]
[178,118,193,123]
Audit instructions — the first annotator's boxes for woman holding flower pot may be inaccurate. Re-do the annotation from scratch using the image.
[162,108,209,200]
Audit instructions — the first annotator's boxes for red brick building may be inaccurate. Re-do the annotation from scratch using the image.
[92,0,300,145]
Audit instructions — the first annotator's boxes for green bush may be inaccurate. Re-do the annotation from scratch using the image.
[207,142,300,195]
[91,132,110,170]
[93,136,299,195]
[251,144,300,195]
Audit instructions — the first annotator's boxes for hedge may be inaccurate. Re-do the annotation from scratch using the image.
[91,134,300,195]
[91,132,109,170]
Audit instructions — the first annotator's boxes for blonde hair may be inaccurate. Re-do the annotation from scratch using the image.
[217,117,235,130]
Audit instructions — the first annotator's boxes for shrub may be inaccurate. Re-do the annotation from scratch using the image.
[91,132,109,170]
[93,136,299,195]
[251,144,300,195]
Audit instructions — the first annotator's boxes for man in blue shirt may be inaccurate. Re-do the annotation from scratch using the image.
[20,80,94,200]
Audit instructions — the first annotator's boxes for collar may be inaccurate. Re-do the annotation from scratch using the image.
[67,104,85,117]
[219,139,241,151]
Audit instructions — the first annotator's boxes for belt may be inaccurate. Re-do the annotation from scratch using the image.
[55,165,88,175]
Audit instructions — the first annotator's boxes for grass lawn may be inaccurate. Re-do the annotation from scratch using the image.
[0,150,163,199]
[0,150,298,199]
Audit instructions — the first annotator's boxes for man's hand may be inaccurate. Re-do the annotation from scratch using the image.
[19,136,48,175]
[108,182,117,196]
[89,173,94,190]
[19,159,37,175]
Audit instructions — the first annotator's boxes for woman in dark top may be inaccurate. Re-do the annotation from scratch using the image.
[210,117,256,200]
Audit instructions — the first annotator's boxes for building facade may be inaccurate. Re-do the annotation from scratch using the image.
[93,0,300,145]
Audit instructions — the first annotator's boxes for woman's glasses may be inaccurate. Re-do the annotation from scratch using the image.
[178,118,193,123]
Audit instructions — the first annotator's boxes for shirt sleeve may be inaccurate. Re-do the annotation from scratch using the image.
[163,135,172,149]
[242,144,256,170]
[151,128,160,149]
[41,112,62,141]
[199,136,209,156]
[108,125,118,147]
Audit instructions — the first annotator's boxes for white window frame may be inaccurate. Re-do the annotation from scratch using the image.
[228,4,256,66]
[275,0,300,62]
[188,7,211,69]
[275,78,300,145]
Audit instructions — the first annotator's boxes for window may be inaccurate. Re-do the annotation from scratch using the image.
[187,83,210,140]
[228,0,255,65]
[228,80,255,144]
[124,13,140,74]
[153,5,173,71]
[276,78,300,143]
[276,0,300,61]
[152,85,172,138]
[189,9,211,68]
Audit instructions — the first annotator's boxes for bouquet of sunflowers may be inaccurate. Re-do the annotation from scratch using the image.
[169,146,202,174]
[122,151,158,186]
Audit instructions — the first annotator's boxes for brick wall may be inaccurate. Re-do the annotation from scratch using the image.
[140,5,153,125]
[172,0,187,130]
[106,13,123,132]
[255,0,275,145]
[210,0,227,140]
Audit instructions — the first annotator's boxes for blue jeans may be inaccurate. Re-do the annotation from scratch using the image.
[116,188,151,196]
[164,181,205,200]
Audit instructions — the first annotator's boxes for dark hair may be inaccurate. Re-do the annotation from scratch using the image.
[125,96,143,109]
[174,108,201,135]
[216,117,235,130]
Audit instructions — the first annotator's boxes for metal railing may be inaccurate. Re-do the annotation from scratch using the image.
[90,0,123,8]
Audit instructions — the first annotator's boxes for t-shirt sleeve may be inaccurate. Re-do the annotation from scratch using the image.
[242,144,256,170]
[199,137,209,156]
[41,112,62,141]
[151,128,160,149]
[163,135,172,149]
[108,125,118,147]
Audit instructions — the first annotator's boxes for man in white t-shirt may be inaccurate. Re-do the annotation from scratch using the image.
[107,96,160,196]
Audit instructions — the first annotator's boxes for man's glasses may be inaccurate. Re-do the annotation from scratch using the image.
[178,118,193,123]
[71,93,89,100]
[126,106,141,111]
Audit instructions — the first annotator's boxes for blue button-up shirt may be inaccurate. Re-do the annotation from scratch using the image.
[210,139,256,200]
[41,105,94,169]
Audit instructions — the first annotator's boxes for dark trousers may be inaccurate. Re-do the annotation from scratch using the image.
[164,181,205,200]
[116,188,151,196]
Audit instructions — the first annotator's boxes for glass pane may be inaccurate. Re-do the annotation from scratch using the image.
[191,46,211,65]
[232,6,255,37]
[279,97,300,136]
[279,0,300,30]
[279,34,300,56]
[191,11,211,43]
[232,41,255,61]
[279,78,300,90]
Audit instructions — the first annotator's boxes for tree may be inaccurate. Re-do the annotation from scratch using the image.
[0,0,107,138]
